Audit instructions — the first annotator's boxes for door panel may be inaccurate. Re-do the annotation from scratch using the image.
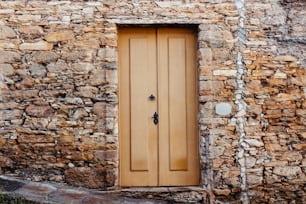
[158,28,199,186]
[119,28,199,186]
[119,28,158,186]
[168,37,188,171]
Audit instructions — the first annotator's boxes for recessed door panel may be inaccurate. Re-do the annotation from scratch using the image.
[119,28,199,186]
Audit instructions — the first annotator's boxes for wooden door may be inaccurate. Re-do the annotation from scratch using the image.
[119,28,199,186]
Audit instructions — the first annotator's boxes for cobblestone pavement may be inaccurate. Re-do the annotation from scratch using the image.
[0,176,166,204]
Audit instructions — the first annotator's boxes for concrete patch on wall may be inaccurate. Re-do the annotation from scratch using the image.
[215,103,232,116]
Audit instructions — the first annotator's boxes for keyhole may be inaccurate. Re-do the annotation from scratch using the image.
[149,94,155,100]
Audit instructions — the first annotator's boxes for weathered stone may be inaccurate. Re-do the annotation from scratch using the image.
[213,69,237,77]
[59,135,75,144]
[19,25,44,35]
[0,156,13,167]
[273,166,302,177]
[245,156,257,168]
[0,110,23,120]
[0,64,15,76]
[47,61,68,73]
[273,70,287,79]
[93,102,117,118]
[0,41,18,49]
[247,174,263,186]
[199,48,212,65]
[105,69,117,84]
[245,139,264,147]
[274,55,297,62]
[18,135,55,144]
[71,63,94,74]
[20,41,53,51]
[265,161,288,167]
[0,25,16,39]
[94,150,117,162]
[213,189,231,196]
[33,51,59,64]
[45,31,74,42]
[23,118,49,129]
[0,51,20,63]
[210,146,225,159]
[64,167,105,188]
[77,86,99,98]
[72,108,88,120]
[65,97,84,105]
[97,47,116,61]
[17,15,41,22]
[0,138,5,146]
[74,39,100,49]
[25,105,53,118]
[61,49,91,61]
[89,68,105,86]
[29,63,47,77]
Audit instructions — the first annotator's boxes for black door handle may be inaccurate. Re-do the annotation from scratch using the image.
[152,112,158,125]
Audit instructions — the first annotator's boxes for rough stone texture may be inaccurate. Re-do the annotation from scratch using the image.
[0,0,305,203]
[64,167,106,189]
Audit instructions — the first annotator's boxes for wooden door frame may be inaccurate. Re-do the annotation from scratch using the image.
[117,25,201,187]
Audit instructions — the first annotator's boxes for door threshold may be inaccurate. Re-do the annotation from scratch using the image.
[120,186,203,192]
[115,186,204,203]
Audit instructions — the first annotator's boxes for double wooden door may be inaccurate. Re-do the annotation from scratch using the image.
[119,28,199,186]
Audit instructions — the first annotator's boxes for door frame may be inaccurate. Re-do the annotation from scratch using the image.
[117,25,200,187]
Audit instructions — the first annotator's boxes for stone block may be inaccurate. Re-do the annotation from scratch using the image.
[72,63,94,74]
[273,166,302,177]
[17,15,41,22]
[77,86,99,98]
[245,156,257,168]
[106,69,117,84]
[93,102,117,118]
[64,167,105,188]
[19,26,44,35]
[20,41,53,51]
[18,135,55,144]
[0,64,14,76]
[89,68,105,86]
[94,150,117,162]
[0,51,21,63]
[0,156,13,167]
[33,51,59,64]
[213,188,231,196]
[0,26,16,39]
[72,108,88,120]
[274,55,297,62]
[97,47,117,61]
[45,31,74,42]
[74,39,100,49]
[213,69,237,77]
[198,48,212,65]
[29,63,47,77]
[247,174,263,186]
[25,105,53,118]
[0,110,23,120]
[23,118,49,129]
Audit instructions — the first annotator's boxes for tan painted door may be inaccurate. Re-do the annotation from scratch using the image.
[119,28,199,186]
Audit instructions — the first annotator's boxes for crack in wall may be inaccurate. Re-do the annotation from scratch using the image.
[234,0,250,203]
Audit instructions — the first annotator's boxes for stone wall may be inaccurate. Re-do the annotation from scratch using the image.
[0,0,304,203]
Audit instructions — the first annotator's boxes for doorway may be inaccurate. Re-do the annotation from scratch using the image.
[119,27,199,186]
